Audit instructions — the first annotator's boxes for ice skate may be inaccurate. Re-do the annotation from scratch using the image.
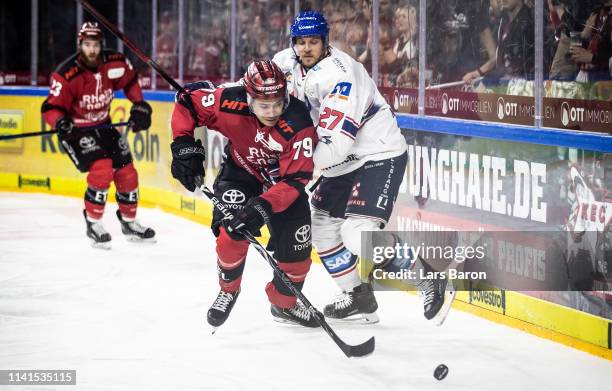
[271,301,319,328]
[323,283,380,324]
[83,210,112,250]
[417,260,455,323]
[207,288,240,333]
[116,210,156,243]
[432,279,456,326]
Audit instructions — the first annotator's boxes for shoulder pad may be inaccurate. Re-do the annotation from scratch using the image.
[55,53,82,81]
[272,48,298,71]
[310,49,352,81]
[219,86,250,116]
[274,96,314,141]
[305,57,355,101]
[104,50,126,63]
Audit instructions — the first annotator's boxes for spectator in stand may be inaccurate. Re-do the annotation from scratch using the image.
[345,16,368,59]
[453,0,497,85]
[155,11,178,78]
[265,3,292,58]
[463,0,534,92]
[357,17,400,86]
[379,0,394,19]
[240,13,268,70]
[380,2,417,78]
[188,25,223,84]
[489,0,504,32]
[290,3,362,65]
[342,3,371,55]
[328,9,359,58]
[359,0,372,22]
[238,1,291,73]
[570,0,612,83]
[548,0,580,81]
[547,0,600,80]
[425,0,495,87]
[392,2,420,87]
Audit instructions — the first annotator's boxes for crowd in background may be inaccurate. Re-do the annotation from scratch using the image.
[1,0,609,99]
[152,0,610,98]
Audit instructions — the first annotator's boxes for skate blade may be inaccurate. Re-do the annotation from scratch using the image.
[271,316,318,328]
[433,281,456,327]
[326,312,380,324]
[90,240,111,250]
[272,317,300,326]
[124,235,157,244]
[211,326,218,335]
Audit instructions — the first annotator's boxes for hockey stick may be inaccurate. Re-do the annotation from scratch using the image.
[307,175,323,194]
[120,122,132,145]
[79,0,374,358]
[199,184,375,358]
[0,122,130,141]
[425,77,483,90]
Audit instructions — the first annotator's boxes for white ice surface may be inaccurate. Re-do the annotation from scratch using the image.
[0,192,610,391]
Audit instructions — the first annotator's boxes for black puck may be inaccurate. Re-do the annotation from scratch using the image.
[433,364,448,380]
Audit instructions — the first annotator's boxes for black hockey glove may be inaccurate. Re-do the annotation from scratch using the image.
[223,196,272,240]
[184,80,216,91]
[129,101,152,132]
[175,81,216,125]
[55,116,73,137]
[170,136,206,192]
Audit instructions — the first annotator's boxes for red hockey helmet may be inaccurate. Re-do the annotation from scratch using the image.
[78,22,104,44]
[243,60,288,102]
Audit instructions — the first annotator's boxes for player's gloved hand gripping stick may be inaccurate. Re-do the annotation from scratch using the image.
[77,0,374,358]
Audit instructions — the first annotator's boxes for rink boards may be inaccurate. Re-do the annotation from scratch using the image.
[0,87,610,360]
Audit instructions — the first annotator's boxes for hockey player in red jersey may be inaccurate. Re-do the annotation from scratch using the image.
[170,60,318,329]
[41,22,155,248]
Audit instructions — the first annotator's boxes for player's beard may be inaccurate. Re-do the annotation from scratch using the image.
[80,51,101,68]
[300,47,329,69]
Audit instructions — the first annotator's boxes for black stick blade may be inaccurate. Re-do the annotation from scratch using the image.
[342,336,375,358]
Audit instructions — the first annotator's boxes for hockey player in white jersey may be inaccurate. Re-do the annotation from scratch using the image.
[273,11,452,323]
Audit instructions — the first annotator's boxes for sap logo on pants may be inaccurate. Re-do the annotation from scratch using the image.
[323,249,355,273]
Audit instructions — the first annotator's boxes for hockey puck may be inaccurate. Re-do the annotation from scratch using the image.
[433,364,448,380]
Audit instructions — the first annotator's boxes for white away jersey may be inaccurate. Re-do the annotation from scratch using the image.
[273,47,406,176]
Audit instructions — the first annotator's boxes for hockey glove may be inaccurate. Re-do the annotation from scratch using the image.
[184,80,216,91]
[175,81,216,125]
[223,196,272,240]
[171,136,206,192]
[129,101,152,132]
[55,116,73,137]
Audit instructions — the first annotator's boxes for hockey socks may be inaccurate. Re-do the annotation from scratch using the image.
[318,244,361,291]
[114,163,139,219]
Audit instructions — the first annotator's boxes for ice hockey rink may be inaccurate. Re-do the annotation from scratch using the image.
[1,192,610,391]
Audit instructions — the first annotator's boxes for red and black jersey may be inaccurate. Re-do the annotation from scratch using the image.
[42,50,143,128]
[172,85,317,213]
